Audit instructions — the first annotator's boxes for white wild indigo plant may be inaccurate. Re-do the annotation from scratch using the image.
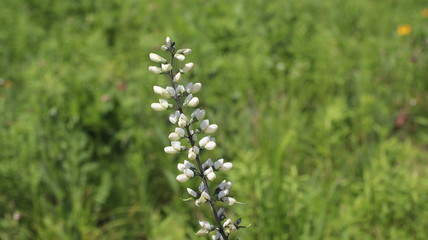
[148,37,245,240]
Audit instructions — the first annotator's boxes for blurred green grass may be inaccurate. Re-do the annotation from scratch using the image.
[1,0,428,239]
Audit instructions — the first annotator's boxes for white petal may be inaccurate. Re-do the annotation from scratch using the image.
[166,36,172,47]
[177,48,191,55]
[173,72,182,82]
[219,180,227,190]
[200,119,209,130]
[183,94,193,106]
[196,229,209,236]
[159,99,169,108]
[197,110,206,120]
[223,197,236,206]
[165,86,175,97]
[184,168,194,178]
[148,66,162,74]
[171,141,181,151]
[198,182,205,192]
[151,103,166,111]
[177,163,185,171]
[185,82,193,93]
[201,191,211,200]
[199,136,210,148]
[149,53,167,63]
[205,124,218,134]
[176,85,185,95]
[188,97,199,107]
[225,181,232,190]
[220,162,233,171]
[168,132,180,141]
[175,127,186,137]
[176,174,189,182]
[169,111,180,124]
[181,62,194,73]
[183,160,194,169]
[161,45,168,51]
[204,141,216,150]
[218,189,229,199]
[214,159,224,170]
[164,146,178,154]
[207,172,216,181]
[161,63,172,72]
[204,167,213,175]
[202,158,213,168]
[187,188,198,198]
[191,83,202,94]
[174,54,185,61]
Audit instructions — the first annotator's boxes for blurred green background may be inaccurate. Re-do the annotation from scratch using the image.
[1,0,428,239]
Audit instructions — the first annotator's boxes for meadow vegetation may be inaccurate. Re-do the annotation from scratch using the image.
[0,0,427,239]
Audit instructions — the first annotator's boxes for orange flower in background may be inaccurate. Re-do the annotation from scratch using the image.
[423,8,428,18]
[397,24,411,36]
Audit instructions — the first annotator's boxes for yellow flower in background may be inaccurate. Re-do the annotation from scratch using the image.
[397,24,411,36]
[423,8,428,18]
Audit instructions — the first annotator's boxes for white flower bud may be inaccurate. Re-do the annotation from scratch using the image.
[151,103,166,111]
[181,62,194,73]
[183,94,193,106]
[177,48,191,55]
[159,99,169,109]
[199,220,212,230]
[174,53,185,61]
[153,86,170,98]
[188,146,199,160]
[188,97,199,107]
[173,72,182,82]
[202,158,213,168]
[196,229,209,236]
[149,53,167,63]
[178,113,188,127]
[177,163,185,171]
[166,36,172,47]
[183,168,194,178]
[191,109,206,121]
[169,111,180,124]
[164,146,178,154]
[201,191,211,201]
[205,141,216,150]
[165,86,175,97]
[214,159,224,170]
[218,189,229,199]
[161,45,168,51]
[168,132,180,141]
[217,208,225,218]
[185,82,194,93]
[223,219,232,228]
[223,197,236,205]
[205,124,218,134]
[187,188,198,198]
[176,174,189,182]
[176,85,185,95]
[200,120,209,131]
[184,160,194,169]
[204,167,213,176]
[161,63,172,72]
[175,128,186,137]
[225,181,232,190]
[148,66,162,74]
[207,171,216,181]
[220,162,233,171]
[199,136,210,148]
[191,83,202,94]
[198,182,205,192]
[171,141,181,151]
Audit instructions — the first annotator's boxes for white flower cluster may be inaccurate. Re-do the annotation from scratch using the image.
[148,37,245,240]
